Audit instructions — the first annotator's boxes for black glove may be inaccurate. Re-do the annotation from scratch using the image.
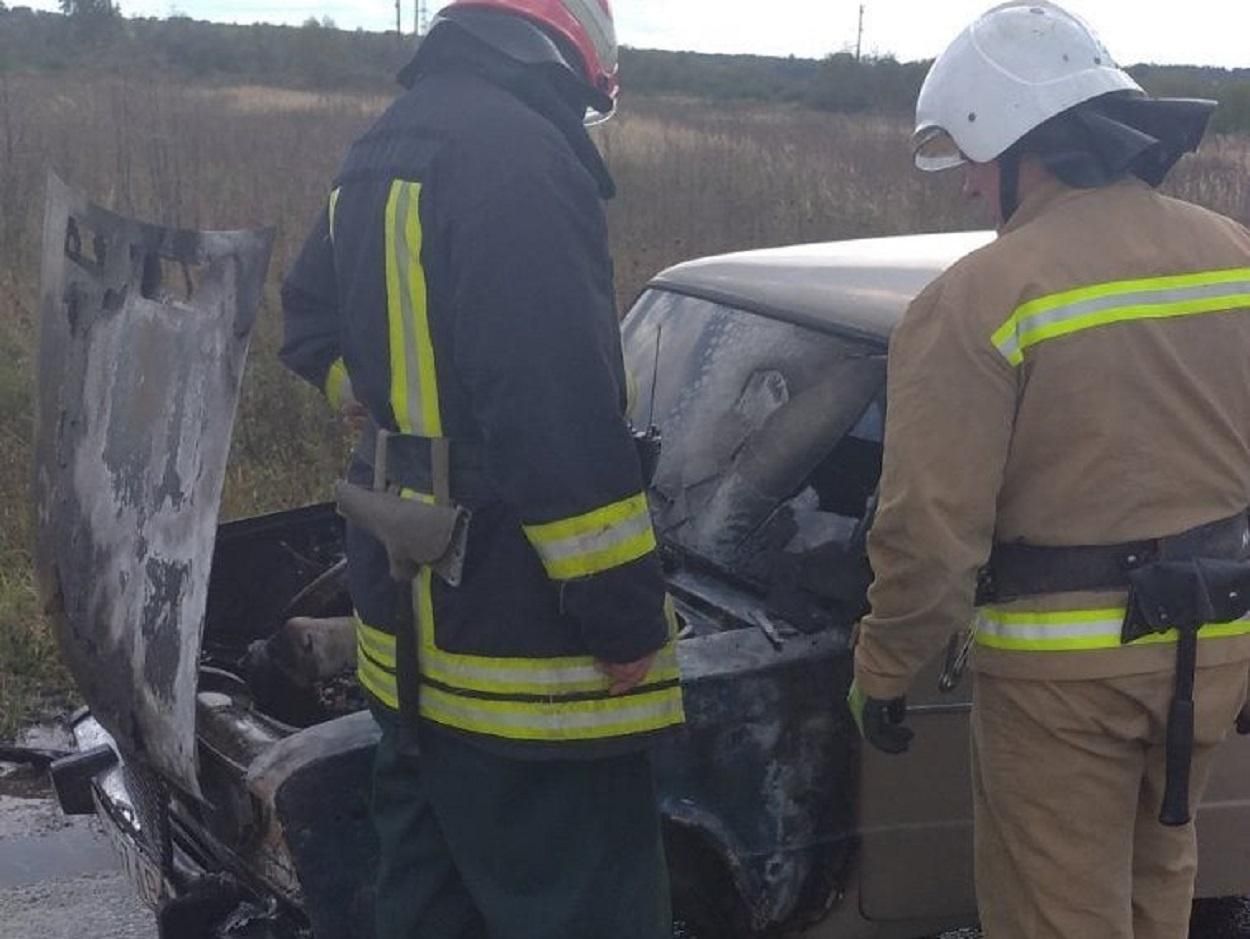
[848,680,914,755]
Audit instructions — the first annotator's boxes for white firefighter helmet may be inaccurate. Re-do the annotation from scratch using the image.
[913,1,1143,171]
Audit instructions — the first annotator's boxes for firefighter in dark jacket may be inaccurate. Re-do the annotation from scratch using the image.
[279,2,684,936]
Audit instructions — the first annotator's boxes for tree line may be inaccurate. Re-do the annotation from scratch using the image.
[2,7,1249,134]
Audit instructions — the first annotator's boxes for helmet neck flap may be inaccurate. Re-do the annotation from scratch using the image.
[996,92,1216,221]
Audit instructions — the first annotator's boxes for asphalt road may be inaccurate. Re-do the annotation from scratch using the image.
[2,760,1249,939]
[0,789,157,939]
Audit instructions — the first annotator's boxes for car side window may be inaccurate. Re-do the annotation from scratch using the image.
[622,289,885,628]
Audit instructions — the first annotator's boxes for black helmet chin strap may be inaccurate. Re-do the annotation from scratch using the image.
[998,147,1022,225]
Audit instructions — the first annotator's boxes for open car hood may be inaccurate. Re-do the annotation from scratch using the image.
[33,173,273,799]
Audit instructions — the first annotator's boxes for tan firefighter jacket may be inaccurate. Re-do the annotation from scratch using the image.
[855,175,1250,700]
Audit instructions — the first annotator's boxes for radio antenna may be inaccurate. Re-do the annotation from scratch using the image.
[646,323,663,430]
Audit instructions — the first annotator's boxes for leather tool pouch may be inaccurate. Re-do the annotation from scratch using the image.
[336,432,472,587]
[335,482,471,586]
[1122,557,1250,644]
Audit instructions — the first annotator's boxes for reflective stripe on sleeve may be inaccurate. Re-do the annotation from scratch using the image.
[384,180,442,438]
[991,267,1250,366]
[975,606,1250,652]
[522,492,658,580]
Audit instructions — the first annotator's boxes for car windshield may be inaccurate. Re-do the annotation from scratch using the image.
[623,288,886,625]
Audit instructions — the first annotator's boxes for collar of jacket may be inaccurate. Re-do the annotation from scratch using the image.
[1000,174,1149,236]
[405,29,616,200]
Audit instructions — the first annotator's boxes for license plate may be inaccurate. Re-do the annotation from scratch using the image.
[94,790,169,910]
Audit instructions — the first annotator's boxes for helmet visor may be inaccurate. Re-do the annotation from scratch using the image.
[913,127,967,172]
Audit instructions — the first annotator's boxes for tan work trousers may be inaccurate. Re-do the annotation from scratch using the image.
[971,663,1249,939]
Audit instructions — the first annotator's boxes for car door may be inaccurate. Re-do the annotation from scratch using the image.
[856,655,977,926]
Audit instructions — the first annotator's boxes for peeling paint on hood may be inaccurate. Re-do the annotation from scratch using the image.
[33,173,273,800]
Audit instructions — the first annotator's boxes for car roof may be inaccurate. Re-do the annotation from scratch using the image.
[646,231,995,342]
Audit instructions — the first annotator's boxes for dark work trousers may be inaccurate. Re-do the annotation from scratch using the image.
[370,707,672,939]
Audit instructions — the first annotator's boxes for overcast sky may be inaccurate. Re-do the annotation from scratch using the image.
[21,0,1250,68]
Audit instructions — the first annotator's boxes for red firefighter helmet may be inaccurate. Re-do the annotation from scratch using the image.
[442,0,619,115]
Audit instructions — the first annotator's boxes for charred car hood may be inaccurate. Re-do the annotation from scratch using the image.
[33,173,273,798]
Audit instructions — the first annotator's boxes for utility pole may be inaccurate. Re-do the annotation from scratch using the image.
[855,3,865,62]
[395,0,402,39]
[416,0,430,36]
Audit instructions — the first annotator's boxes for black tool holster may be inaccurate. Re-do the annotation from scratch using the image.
[1122,557,1250,826]
[981,511,1250,827]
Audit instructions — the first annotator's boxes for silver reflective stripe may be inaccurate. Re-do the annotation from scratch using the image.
[992,269,1250,365]
[539,510,653,566]
[1022,280,1250,337]
[421,685,684,736]
[977,608,1250,652]
[978,611,1122,641]
[433,657,602,688]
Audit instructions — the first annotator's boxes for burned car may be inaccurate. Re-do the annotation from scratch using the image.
[36,178,1250,939]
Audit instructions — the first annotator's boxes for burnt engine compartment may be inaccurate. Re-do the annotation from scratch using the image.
[202,503,364,728]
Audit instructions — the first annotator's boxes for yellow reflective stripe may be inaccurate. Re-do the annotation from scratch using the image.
[328,187,341,243]
[358,653,398,709]
[324,357,349,410]
[424,640,681,697]
[976,607,1250,652]
[523,492,657,580]
[356,617,397,669]
[384,184,408,431]
[415,562,680,695]
[384,180,442,437]
[419,684,685,742]
[414,559,683,737]
[991,267,1250,366]
[405,183,442,438]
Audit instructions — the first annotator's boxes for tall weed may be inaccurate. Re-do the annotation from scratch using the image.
[0,77,1248,733]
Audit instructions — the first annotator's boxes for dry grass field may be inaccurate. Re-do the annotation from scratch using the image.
[1,74,1249,735]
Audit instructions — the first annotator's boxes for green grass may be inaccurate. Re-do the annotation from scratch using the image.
[0,569,74,740]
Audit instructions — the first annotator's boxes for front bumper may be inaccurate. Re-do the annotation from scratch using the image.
[59,712,180,911]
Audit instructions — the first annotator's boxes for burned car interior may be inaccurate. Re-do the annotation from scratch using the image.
[623,289,885,638]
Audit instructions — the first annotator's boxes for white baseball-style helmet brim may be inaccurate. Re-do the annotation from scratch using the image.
[913,1,1143,171]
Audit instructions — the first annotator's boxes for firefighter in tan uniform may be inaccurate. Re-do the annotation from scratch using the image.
[849,4,1250,937]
